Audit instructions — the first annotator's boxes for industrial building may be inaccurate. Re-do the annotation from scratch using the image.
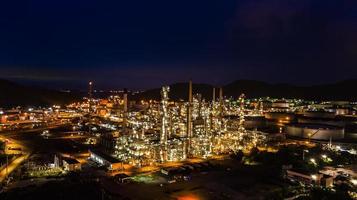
[89,149,123,171]
[62,157,81,171]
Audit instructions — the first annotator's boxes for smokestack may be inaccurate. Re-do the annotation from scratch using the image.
[212,87,216,103]
[123,88,128,128]
[186,80,193,157]
[219,87,224,124]
[123,88,128,113]
[210,87,216,131]
[187,80,193,138]
[189,80,193,103]
[219,87,223,103]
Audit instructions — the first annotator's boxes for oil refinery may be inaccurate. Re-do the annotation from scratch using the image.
[112,81,266,167]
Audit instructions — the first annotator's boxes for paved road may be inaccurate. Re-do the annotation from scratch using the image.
[0,124,64,137]
[0,153,30,182]
[0,134,31,183]
[0,124,65,183]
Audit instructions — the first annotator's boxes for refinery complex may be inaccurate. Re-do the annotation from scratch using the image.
[2,1,357,199]
[109,81,265,167]
[1,80,357,199]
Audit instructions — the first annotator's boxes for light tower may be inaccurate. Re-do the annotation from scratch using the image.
[88,81,93,113]
[160,86,170,162]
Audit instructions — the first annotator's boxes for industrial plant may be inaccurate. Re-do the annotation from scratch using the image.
[1,80,357,200]
[95,81,267,168]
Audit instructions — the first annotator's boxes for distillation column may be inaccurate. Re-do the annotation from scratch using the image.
[238,94,246,134]
[123,88,128,128]
[186,80,193,158]
[160,86,170,162]
[210,87,215,132]
[219,87,224,131]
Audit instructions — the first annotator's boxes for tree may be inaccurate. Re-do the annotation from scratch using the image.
[234,150,244,162]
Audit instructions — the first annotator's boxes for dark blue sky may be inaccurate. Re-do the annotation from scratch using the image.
[1,0,357,89]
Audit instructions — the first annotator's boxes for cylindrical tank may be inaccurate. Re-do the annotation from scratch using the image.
[265,112,295,123]
[285,123,344,140]
[244,116,266,129]
[272,101,290,109]
[303,111,336,119]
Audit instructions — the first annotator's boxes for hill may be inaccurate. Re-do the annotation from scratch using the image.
[134,79,357,101]
[0,79,80,108]
[1,79,356,107]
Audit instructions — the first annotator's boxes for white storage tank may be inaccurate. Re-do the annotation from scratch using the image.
[285,123,344,140]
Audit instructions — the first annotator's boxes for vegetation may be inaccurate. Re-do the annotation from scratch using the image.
[0,180,103,200]
[237,144,357,200]
[0,141,5,153]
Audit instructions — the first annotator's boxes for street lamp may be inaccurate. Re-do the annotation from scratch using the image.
[351,179,357,186]
[310,158,317,165]
[311,174,318,184]
[302,150,309,160]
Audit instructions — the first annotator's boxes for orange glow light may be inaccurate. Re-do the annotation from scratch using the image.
[177,194,201,200]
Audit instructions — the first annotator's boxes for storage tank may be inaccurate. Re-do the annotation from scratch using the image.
[265,112,295,123]
[303,111,336,119]
[285,123,344,140]
[272,100,290,109]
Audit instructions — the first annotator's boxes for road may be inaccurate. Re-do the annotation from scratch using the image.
[0,123,65,137]
[0,134,30,183]
[0,153,29,182]
[0,124,66,183]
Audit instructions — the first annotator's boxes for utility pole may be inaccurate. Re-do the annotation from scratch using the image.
[4,140,8,180]
[6,154,8,179]
[302,149,309,161]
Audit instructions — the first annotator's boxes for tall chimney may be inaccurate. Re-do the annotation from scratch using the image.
[189,80,193,103]
[186,80,193,157]
[188,80,193,137]
[123,88,128,128]
[123,88,128,113]
[212,87,216,103]
[219,87,224,126]
[219,87,223,103]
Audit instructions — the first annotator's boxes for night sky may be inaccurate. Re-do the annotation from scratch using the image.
[1,0,357,89]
